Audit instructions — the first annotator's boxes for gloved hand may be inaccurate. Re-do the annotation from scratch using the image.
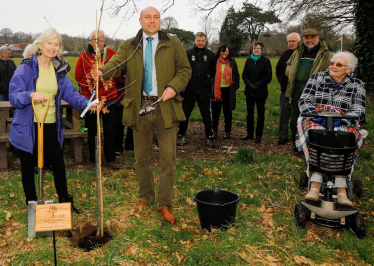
[333,119,341,127]
[313,118,326,126]
[249,83,258,91]
[314,118,342,127]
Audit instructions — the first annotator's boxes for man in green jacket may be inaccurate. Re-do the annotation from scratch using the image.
[285,28,334,151]
[98,6,192,224]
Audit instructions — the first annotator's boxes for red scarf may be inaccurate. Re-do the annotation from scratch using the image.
[213,57,233,101]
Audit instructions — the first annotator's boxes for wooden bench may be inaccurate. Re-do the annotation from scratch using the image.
[0,101,87,169]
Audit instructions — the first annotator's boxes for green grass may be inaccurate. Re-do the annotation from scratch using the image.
[2,56,373,265]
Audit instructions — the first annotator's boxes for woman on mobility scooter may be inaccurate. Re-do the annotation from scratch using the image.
[296,51,368,207]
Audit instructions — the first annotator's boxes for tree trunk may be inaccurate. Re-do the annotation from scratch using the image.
[353,0,374,93]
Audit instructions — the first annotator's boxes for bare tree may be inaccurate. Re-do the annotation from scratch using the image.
[161,16,179,30]
[0,28,13,44]
[269,0,355,29]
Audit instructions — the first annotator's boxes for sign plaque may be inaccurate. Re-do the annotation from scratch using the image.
[35,203,72,232]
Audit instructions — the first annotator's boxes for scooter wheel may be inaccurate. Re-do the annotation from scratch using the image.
[299,172,308,189]
[353,180,363,198]
[349,213,365,239]
[294,203,307,228]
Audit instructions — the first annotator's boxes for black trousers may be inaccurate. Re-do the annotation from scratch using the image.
[245,96,267,137]
[212,87,232,133]
[278,91,291,141]
[114,105,134,152]
[178,96,213,138]
[20,123,68,203]
[85,104,116,163]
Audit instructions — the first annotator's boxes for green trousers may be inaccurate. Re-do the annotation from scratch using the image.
[133,104,177,209]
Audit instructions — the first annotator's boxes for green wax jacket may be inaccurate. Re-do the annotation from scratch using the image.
[285,39,334,103]
[100,29,192,130]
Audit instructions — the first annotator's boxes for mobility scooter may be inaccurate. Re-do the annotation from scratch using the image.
[294,112,365,238]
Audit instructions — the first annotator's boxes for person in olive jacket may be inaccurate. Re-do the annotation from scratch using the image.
[241,41,272,143]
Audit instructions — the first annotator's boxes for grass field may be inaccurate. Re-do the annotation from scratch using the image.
[2,56,373,265]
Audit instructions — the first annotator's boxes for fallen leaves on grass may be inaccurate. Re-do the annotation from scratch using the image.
[202,168,211,176]
[294,255,317,266]
[5,211,11,221]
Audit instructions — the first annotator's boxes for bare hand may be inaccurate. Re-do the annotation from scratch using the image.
[93,70,104,81]
[89,102,103,112]
[30,92,46,104]
[162,87,176,101]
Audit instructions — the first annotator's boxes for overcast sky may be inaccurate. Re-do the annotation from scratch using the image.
[1,0,230,40]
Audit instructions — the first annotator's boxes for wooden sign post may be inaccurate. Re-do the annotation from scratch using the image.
[35,203,72,266]
[35,203,72,232]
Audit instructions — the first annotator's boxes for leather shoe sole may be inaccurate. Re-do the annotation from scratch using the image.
[159,205,176,224]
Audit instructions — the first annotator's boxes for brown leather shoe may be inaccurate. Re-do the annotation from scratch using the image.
[134,201,148,211]
[159,205,176,224]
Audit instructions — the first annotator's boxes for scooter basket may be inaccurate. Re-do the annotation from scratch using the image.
[307,130,358,175]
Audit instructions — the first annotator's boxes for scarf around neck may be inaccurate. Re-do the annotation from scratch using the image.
[213,57,233,102]
[251,53,262,62]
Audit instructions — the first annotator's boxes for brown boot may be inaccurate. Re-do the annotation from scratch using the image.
[159,205,176,224]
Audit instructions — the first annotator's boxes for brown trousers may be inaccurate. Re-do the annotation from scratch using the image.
[133,104,177,209]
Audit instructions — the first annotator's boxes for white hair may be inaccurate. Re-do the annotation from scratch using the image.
[23,44,34,59]
[331,51,358,70]
[287,32,301,42]
[32,28,63,56]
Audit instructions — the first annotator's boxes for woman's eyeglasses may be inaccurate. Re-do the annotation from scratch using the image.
[329,62,348,68]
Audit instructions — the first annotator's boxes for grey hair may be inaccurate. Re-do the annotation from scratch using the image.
[32,28,63,56]
[195,32,207,39]
[23,43,34,59]
[287,32,301,42]
[0,46,11,54]
[89,30,104,40]
[331,51,358,70]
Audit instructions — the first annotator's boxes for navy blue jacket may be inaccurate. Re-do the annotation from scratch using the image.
[9,54,88,153]
[242,55,272,98]
[183,45,216,99]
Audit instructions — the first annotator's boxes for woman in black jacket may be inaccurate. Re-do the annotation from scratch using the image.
[212,45,240,139]
[241,42,272,143]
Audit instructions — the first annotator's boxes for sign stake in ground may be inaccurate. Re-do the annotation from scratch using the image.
[35,202,72,265]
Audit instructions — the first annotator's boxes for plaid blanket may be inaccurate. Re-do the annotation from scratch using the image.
[296,105,368,176]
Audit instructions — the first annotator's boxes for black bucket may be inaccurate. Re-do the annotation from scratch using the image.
[194,189,239,231]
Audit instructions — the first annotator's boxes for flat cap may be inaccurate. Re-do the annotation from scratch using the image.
[302,29,320,36]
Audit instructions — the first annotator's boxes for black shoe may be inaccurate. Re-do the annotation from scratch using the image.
[176,135,186,146]
[59,194,83,214]
[241,134,253,140]
[212,131,217,139]
[206,137,217,147]
[224,132,230,139]
[278,138,289,145]
[255,137,262,143]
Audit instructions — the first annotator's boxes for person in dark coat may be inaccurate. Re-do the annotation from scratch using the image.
[276,32,300,145]
[0,46,17,101]
[241,41,272,143]
[177,32,216,147]
[211,45,240,139]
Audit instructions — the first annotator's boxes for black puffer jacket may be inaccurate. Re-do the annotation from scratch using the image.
[242,55,272,98]
[183,45,216,99]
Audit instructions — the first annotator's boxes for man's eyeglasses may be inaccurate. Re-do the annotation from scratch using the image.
[329,62,348,68]
[288,40,297,43]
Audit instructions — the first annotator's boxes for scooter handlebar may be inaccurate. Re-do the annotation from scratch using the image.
[301,112,359,120]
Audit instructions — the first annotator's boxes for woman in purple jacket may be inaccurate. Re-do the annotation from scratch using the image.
[9,28,91,212]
